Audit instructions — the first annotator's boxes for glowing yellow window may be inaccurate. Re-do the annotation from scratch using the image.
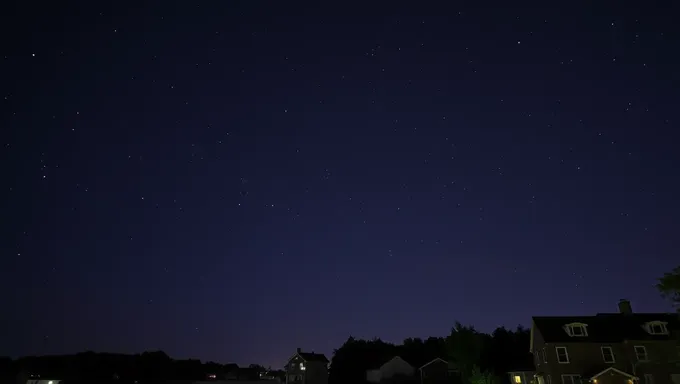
[515,376,522,383]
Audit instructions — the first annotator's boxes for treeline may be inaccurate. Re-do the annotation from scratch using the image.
[0,323,532,384]
[0,352,271,383]
[329,323,533,384]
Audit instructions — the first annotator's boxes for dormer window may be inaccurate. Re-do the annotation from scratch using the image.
[643,321,668,335]
[564,322,588,337]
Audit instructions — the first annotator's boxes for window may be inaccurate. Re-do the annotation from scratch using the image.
[556,347,570,363]
[634,346,648,361]
[644,374,653,384]
[546,376,552,384]
[562,375,581,384]
[300,363,306,371]
[645,321,668,335]
[514,375,522,383]
[564,323,588,337]
[543,348,548,363]
[601,346,615,363]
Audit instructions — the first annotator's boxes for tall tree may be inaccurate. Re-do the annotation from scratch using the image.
[446,322,486,382]
[656,265,680,311]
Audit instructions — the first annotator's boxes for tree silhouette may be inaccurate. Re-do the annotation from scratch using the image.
[657,265,680,311]
[446,322,486,382]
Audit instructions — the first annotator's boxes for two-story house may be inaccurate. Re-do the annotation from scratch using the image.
[530,300,680,384]
[285,348,329,384]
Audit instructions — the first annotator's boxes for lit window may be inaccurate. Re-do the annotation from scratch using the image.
[515,375,522,383]
[601,346,615,363]
[300,363,306,371]
[634,346,648,361]
[556,347,570,364]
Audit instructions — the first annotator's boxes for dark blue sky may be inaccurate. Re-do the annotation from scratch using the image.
[2,1,679,369]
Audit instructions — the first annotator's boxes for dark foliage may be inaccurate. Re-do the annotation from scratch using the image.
[0,352,260,384]
[329,324,532,384]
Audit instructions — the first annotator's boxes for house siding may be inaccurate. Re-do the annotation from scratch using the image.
[533,331,680,384]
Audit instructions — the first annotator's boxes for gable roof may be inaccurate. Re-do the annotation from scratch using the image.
[289,351,329,363]
[589,367,637,381]
[368,356,414,370]
[419,358,453,370]
[299,352,329,363]
[532,312,680,345]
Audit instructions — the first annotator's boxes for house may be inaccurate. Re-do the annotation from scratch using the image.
[529,299,680,384]
[366,356,416,383]
[285,348,329,384]
[418,358,457,384]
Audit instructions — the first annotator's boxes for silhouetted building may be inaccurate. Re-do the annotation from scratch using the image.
[417,358,457,384]
[530,299,680,384]
[285,348,328,384]
[366,356,415,383]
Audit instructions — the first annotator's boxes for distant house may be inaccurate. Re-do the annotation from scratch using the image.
[418,358,457,384]
[366,356,415,383]
[285,348,329,384]
[530,299,680,384]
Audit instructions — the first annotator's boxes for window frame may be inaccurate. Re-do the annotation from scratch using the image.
[564,322,588,337]
[561,375,581,384]
[556,347,570,364]
[634,345,649,362]
[601,346,615,363]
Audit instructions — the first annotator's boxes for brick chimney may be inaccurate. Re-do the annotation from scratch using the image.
[618,299,633,314]
[297,347,302,353]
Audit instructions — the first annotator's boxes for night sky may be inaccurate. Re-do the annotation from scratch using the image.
[2,1,680,369]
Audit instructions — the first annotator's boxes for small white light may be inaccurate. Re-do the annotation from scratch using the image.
[48,381,53,384]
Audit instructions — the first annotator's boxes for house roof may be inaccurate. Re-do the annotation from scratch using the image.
[532,312,680,344]
[588,367,637,381]
[367,356,414,370]
[296,352,329,363]
[419,358,452,370]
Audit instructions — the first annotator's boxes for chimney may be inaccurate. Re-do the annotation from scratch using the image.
[618,299,633,314]
[296,347,302,353]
